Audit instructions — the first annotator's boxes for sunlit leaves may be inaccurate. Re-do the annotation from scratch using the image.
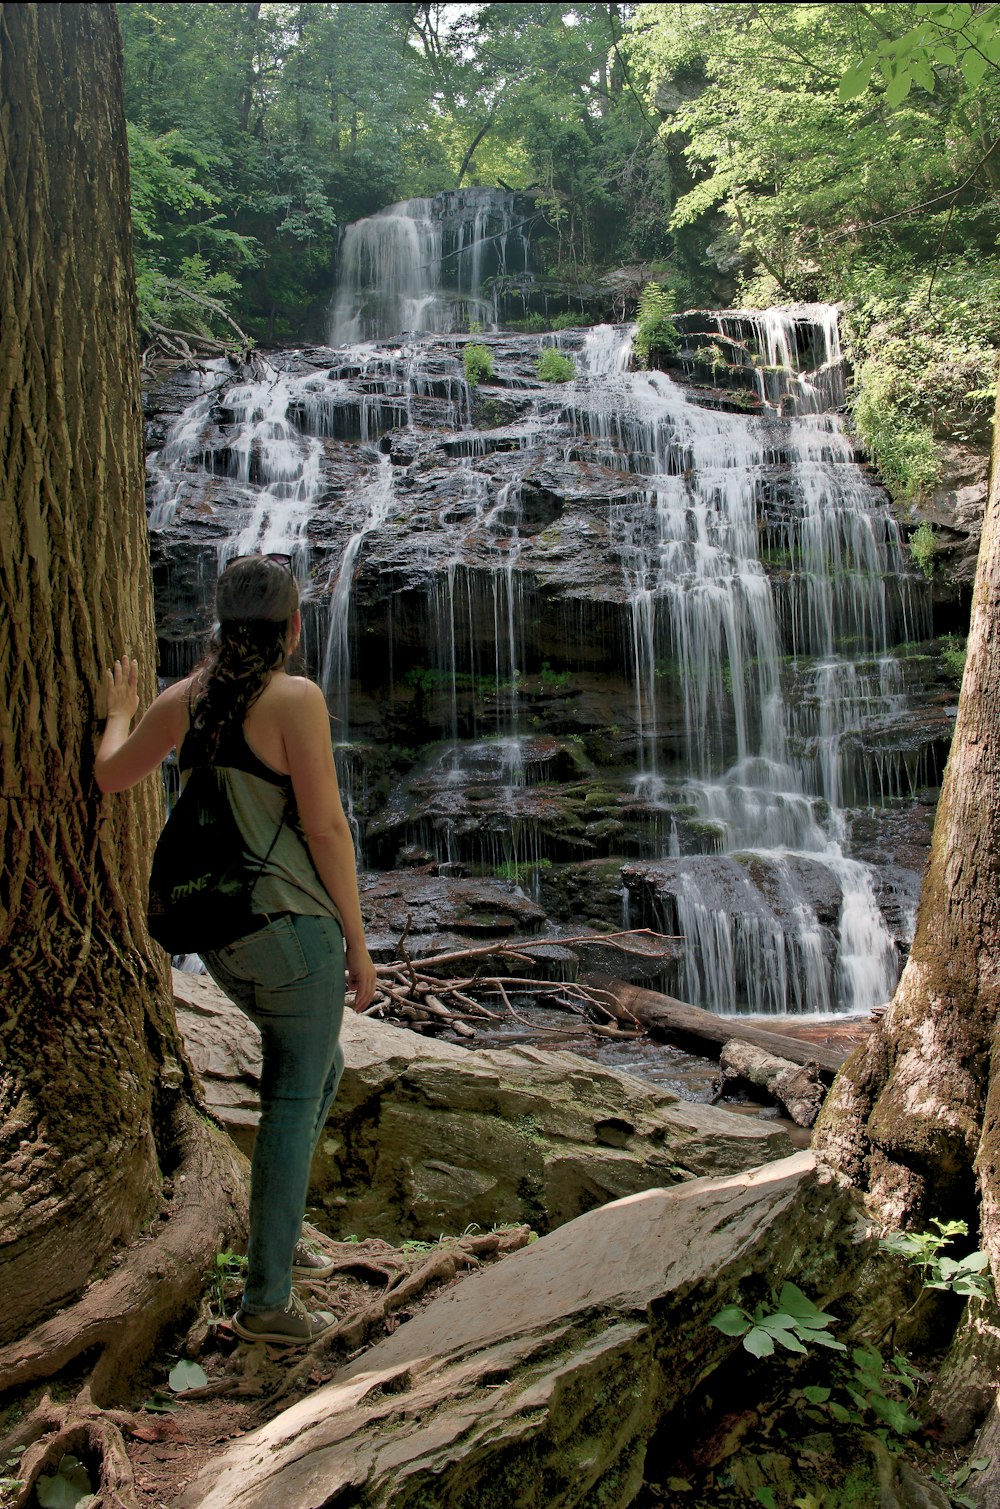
[839,3,1000,104]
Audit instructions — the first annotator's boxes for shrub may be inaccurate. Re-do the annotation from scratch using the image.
[464,343,494,386]
[633,280,679,367]
[908,522,937,577]
[939,634,967,687]
[537,348,575,383]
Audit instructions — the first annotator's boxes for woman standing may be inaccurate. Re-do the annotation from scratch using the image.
[96,556,376,1345]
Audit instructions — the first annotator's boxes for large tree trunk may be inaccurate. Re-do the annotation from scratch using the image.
[814,394,1000,1247]
[0,2,240,1382]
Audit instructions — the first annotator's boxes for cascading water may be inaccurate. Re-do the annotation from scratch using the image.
[572,316,926,1014]
[330,189,533,343]
[148,264,941,1017]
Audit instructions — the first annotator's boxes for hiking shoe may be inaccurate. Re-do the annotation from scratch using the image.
[291,1240,336,1279]
[232,1292,336,1347]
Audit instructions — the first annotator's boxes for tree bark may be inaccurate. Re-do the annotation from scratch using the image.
[0,2,195,1346]
[814,391,1000,1245]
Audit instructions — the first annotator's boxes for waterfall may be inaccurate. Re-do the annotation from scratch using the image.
[148,300,936,1018]
[329,189,533,344]
[564,320,926,1015]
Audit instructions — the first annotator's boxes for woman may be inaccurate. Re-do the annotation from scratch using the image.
[96,555,377,1346]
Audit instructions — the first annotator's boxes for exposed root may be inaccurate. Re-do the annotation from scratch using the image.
[269,1226,534,1405]
[12,1393,138,1509]
[0,1100,248,1411]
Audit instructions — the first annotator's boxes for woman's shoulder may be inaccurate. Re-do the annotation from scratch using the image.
[265,673,326,708]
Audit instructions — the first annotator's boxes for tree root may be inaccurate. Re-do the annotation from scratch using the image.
[269,1226,533,1405]
[10,1393,138,1509]
[0,1099,248,1411]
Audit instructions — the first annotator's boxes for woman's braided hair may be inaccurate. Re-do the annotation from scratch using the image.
[188,556,299,763]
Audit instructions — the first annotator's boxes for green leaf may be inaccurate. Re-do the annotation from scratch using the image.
[744,1328,776,1358]
[143,1395,181,1413]
[754,1490,778,1509]
[828,1401,853,1424]
[802,1386,831,1405]
[777,1283,819,1318]
[884,66,914,106]
[757,1312,799,1336]
[839,58,875,100]
[806,1330,847,1351]
[711,1306,750,1337]
[772,1329,809,1354]
[960,49,990,89]
[37,1455,93,1509]
[168,1359,208,1393]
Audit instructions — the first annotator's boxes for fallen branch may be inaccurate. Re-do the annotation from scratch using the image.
[363,928,679,1044]
[584,974,851,1078]
[718,1040,826,1128]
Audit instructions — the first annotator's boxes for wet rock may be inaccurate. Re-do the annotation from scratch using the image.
[360,871,547,959]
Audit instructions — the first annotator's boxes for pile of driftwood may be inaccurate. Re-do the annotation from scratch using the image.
[364,928,858,1129]
[366,929,672,1043]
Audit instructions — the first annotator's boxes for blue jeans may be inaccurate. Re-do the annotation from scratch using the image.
[202,913,345,1313]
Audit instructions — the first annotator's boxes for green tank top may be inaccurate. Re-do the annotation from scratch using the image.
[179,723,343,927]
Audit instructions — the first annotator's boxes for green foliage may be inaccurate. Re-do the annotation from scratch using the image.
[493,857,553,882]
[507,312,550,333]
[713,1282,924,1441]
[939,634,968,685]
[634,281,679,367]
[36,1456,92,1509]
[881,1218,992,1300]
[464,343,495,387]
[537,348,576,382]
[168,1359,209,1393]
[206,1248,247,1315]
[839,3,1000,106]
[909,522,937,577]
[538,661,571,688]
[711,1282,847,1358]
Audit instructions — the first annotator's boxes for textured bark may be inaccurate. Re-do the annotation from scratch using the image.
[0,3,189,1344]
[814,393,1000,1247]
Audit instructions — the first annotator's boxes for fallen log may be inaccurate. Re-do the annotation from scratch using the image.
[718,1040,825,1128]
[582,974,847,1079]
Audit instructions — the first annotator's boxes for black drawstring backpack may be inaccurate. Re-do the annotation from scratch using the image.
[146,766,285,955]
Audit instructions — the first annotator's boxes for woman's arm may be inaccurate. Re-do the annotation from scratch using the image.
[279,678,377,1010]
[95,658,187,793]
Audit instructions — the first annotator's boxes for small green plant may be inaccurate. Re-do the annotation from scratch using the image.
[880,1218,991,1301]
[206,1249,247,1314]
[468,319,482,334]
[0,1446,25,1501]
[939,634,968,687]
[537,347,575,383]
[929,1456,991,1508]
[712,1281,846,1357]
[634,280,679,367]
[36,1454,93,1509]
[909,521,937,577]
[168,1359,209,1393]
[492,856,553,883]
[538,660,571,688]
[507,312,549,333]
[464,342,494,386]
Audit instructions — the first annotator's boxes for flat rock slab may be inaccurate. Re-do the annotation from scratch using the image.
[174,970,792,1242]
[182,1151,868,1509]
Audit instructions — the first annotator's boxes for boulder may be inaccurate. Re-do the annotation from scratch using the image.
[173,969,792,1243]
[181,1151,867,1509]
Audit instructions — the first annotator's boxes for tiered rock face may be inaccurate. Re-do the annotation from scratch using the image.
[145,309,955,1015]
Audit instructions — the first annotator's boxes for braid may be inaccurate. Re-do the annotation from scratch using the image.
[187,557,299,763]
